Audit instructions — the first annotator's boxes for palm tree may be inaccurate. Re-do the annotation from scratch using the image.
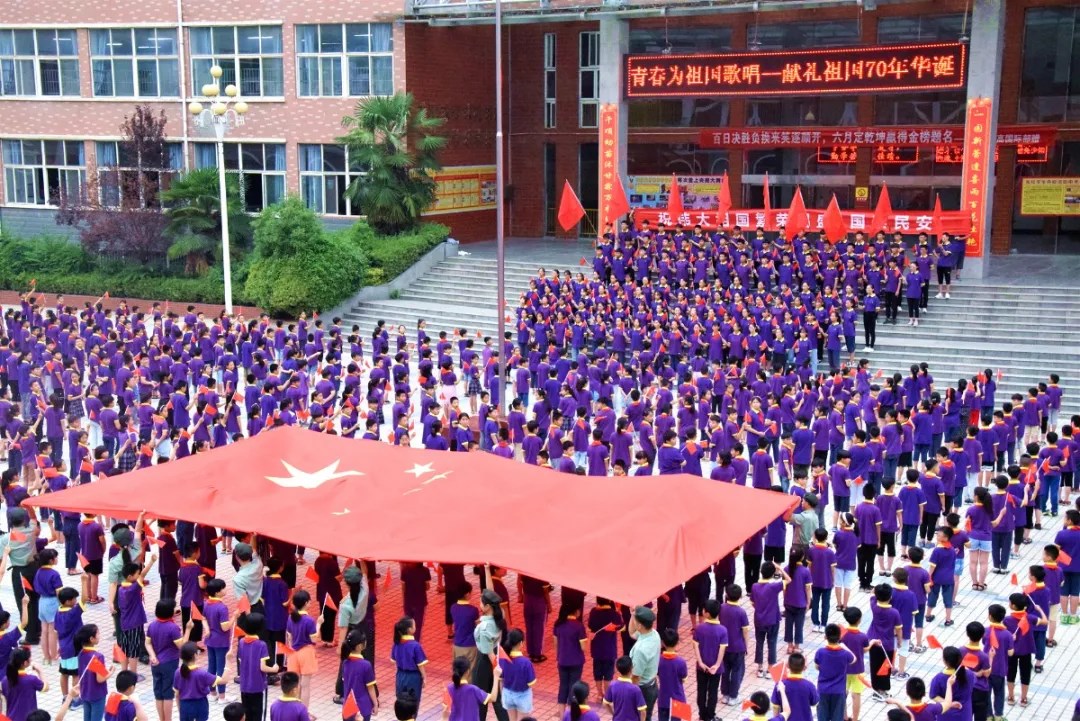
[161,168,251,275]
[338,92,447,235]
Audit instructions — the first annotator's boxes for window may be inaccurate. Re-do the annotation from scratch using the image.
[579,31,600,128]
[628,99,730,128]
[750,20,859,50]
[0,29,79,96]
[746,96,859,127]
[194,142,284,211]
[296,23,393,97]
[626,143,730,178]
[90,28,179,98]
[876,14,965,43]
[2,139,85,205]
[299,144,367,215]
[544,33,556,129]
[1018,7,1080,123]
[629,27,733,54]
[96,141,183,208]
[189,26,283,97]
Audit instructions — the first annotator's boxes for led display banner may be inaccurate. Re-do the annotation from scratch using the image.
[625,42,966,98]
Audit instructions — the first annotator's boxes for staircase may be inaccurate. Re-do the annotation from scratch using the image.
[870,283,1079,410]
[340,260,1078,410]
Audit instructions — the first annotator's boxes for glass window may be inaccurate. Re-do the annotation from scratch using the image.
[626,144,730,178]
[298,143,366,215]
[2,139,85,205]
[628,99,730,128]
[189,26,284,97]
[750,20,859,49]
[0,28,79,96]
[95,140,182,208]
[746,96,859,127]
[874,91,965,126]
[1018,7,1080,123]
[544,33,556,129]
[295,23,393,97]
[579,31,600,128]
[877,14,966,43]
[628,27,733,54]
[90,28,179,97]
[192,142,285,211]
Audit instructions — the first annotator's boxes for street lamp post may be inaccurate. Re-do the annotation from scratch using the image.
[188,65,248,315]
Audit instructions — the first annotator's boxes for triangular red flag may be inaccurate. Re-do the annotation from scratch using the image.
[872,183,893,234]
[442,686,453,708]
[105,693,124,715]
[927,635,942,649]
[1018,615,1031,635]
[190,604,204,621]
[605,172,631,224]
[1010,573,1019,586]
[931,193,944,238]
[823,193,847,243]
[769,660,786,683]
[237,596,251,614]
[989,628,1000,649]
[324,595,338,612]
[277,642,295,656]
[962,653,980,669]
[557,180,586,232]
[785,186,809,239]
[86,655,108,678]
[873,369,885,379]
[666,175,684,224]
[342,690,360,719]
[763,172,774,231]
[77,552,89,569]
[876,654,893,676]
[603,622,620,632]
[1059,549,1073,565]
[671,700,692,721]
[741,700,754,712]
[201,566,215,578]
[497,644,511,663]
[579,257,588,266]
[112,642,126,664]
[1023,582,1038,595]
[306,565,320,584]
[717,172,732,221]
[233,625,246,639]
[20,576,32,592]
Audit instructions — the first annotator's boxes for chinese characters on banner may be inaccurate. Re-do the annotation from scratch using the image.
[959,98,993,257]
[598,104,619,235]
[697,125,1055,150]
[630,207,969,235]
[625,42,966,98]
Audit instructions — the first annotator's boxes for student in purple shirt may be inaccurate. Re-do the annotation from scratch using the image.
[269,672,311,721]
[174,640,236,721]
[552,605,587,705]
[814,624,857,721]
[770,653,817,721]
[562,682,601,721]
[783,549,812,656]
[444,655,501,721]
[926,527,958,627]
[719,584,749,707]
[656,629,687,721]
[691,600,727,721]
[751,562,787,678]
[586,429,610,477]
[867,585,902,700]
[602,656,646,721]
[235,612,278,721]
[104,671,146,721]
[806,528,836,633]
[2,647,46,721]
[391,616,428,705]
[147,599,193,721]
[341,630,378,721]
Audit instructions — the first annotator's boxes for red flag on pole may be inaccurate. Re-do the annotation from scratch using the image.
[822,193,847,242]
[931,193,944,238]
[105,693,124,715]
[20,576,32,592]
[277,642,295,657]
[927,635,942,649]
[305,565,320,584]
[786,186,810,239]
[671,700,692,721]
[557,180,586,232]
[342,691,361,720]
[237,596,251,614]
[876,654,893,676]
[112,643,127,664]
[769,660,787,683]
[962,653,980,669]
[989,628,1000,649]
[605,173,631,224]
[763,172,773,231]
[717,172,733,221]
[324,595,338,612]
[872,183,893,234]
[666,175,684,224]
[86,655,108,678]
[190,604,204,621]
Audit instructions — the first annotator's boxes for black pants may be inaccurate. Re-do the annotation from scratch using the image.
[857,544,877,590]
[640,680,658,721]
[743,554,762,593]
[182,604,204,643]
[1007,653,1032,685]
[696,669,720,721]
[472,655,509,721]
[869,644,892,692]
[241,690,267,721]
[12,567,40,643]
[919,512,940,543]
[907,297,920,318]
[920,281,930,309]
[320,605,337,643]
[159,573,178,603]
[863,312,877,348]
[883,292,898,321]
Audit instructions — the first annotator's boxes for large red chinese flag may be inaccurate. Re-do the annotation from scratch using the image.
[932,193,944,238]
[762,172,773,231]
[786,186,810,239]
[666,175,684,223]
[717,172,733,219]
[872,183,893,234]
[823,193,846,243]
[605,173,631,224]
[557,180,586,231]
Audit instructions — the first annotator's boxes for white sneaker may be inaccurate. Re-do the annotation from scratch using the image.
[914,319,920,326]
[865,347,874,353]
[945,293,951,299]
[935,293,943,299]
[907,319,914,326]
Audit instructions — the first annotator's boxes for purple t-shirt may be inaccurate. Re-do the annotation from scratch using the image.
[750,580,784,626]
[238,636,270,693]
[446,682,488,721]
[342,656,377,717]
[657,652,687,709]
[118,581,147,632]
[806,544,836,589]
[203,599,231,648]
[147,619,182,664]
[174,666,218,700]
[553,618,587,667]
[1,672,44,721]
[814,645,855,695]
[604,679,646,721]
[451,603,480,648]
[270,698,311,721]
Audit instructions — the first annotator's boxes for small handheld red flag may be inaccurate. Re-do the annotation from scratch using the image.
[873,369,884,379]
[86,655,108,678]
[1010,573,1019,586]
[962,653,980,669]
[105,693,124,715]
[342,691,361,719]
[442,686,453,708]
[769,660,787,683]
[277,642,295,656]
[876,654,893,676]
[324,595,338,612]
[671,700,692,721]
[497,644,511,663]
[201,566,215,578]
[1059,549,1073,565]
[926,635,942,649]
[603,622,620,632]
[579,257,588,266]
[77,552,89,569]
[989,628,1000,649]
[1023,582,1038,595]
[306,566,320,584]
[383,568,392,590]
[20,576,32,592]
[233,625,246,639]
[741,700,754,712]
[112,642,127,664]
[237,596,252,614]
[996,369,1004,381]
[190,604,204,621]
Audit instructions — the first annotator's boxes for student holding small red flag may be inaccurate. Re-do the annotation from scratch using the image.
[867,584,902,703]
[928,647,973,721]
[174,640,237,721]
[1003,592,1044,707]
[285,590,320,709]
[655,629,687,721]
[1053,508,1080,624]
[442,655,502,721]
[984,606,1013,721]
[2,646,46,721]
[76,623,112,721]
[147,599,193,721]
[602,656,646,721]
[236,612,278,721]
[341,629,378,721]
[103,670,145,721]
[769,654,816,721]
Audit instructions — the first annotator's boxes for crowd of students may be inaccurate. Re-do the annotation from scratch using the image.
[0,219,1075,721]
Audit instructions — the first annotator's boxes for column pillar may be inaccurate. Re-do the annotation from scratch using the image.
[963,0,1005,279]
[598,17,629,178]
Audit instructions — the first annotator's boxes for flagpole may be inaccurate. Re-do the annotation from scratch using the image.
[494,0,507,413]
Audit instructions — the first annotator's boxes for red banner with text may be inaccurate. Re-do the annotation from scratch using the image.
[959,98,993,257]
[629,207,968,236]
[598,104,619,236]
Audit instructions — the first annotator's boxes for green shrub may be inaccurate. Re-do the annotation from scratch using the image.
[365,222,449,282]
[0,235,91,282]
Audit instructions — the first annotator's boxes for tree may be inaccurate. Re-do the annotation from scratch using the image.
[56,105,171,265]
[161,168,251,275]
[338,92,447,235]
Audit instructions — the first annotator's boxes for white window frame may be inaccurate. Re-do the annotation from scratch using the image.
[189,25,283,98]
[298,143,367,216]
[89,28,180,98]
[544,32,556,129]
[579,31,600,129]
[2,139,85,206]
[0,29,80,97]
[295,23,394,98]
[193,141,285,211]
[95,140,183,208]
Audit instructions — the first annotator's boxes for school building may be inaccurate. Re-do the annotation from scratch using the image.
[1,0,1078,263]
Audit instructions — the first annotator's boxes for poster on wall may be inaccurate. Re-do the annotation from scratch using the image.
[958,97,992,257]
[425,165,497,215]
[627,175,723,210]
[1019,177,1080,216]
